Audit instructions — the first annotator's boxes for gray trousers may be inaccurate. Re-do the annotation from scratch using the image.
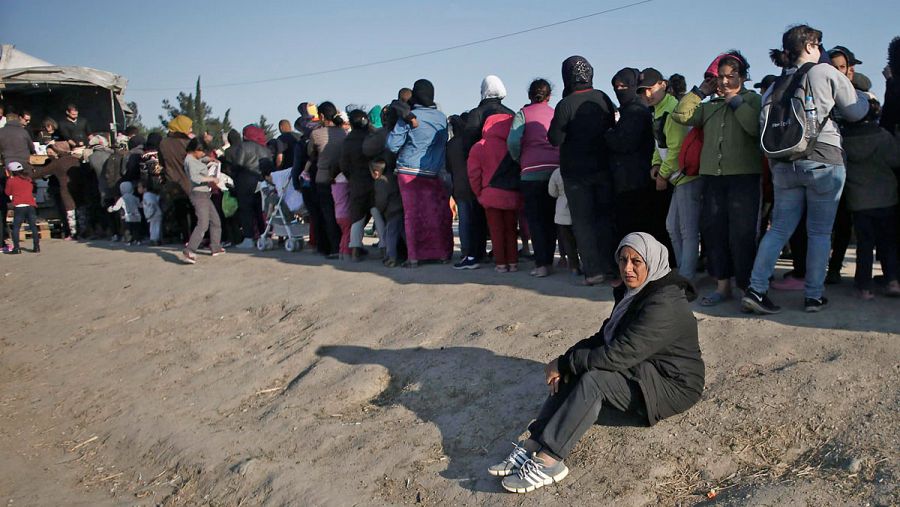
[528,370,644,461]
[666,178,703,279]
[188,191,222,252]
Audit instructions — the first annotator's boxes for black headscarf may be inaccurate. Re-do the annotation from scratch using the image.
[226,129,242,148]
[562,55,594,97]
[128,135,146,150]
[145,132,162,151]
[612,67,641,106]
[411,79,436,108]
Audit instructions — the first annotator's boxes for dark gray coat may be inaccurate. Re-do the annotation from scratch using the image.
[558,272,704,425]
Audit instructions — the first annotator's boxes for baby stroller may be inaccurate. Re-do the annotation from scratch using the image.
[257,169,305,252]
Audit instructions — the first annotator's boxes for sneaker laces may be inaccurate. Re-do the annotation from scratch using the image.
[516,457,548,485]
[503,442,528,466]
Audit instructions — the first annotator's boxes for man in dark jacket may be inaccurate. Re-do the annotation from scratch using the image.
[448,113,487,269]
[274,120,300,170]
[57,104,91,148]
[605,68,658,245]
[490,233,704,494]
[0,113,35,170]
[549,56,618,285]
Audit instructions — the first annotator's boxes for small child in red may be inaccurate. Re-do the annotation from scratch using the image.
[4,162,39,254]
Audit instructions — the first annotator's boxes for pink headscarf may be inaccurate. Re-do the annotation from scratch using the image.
[242,125,267,147]
[705,54,727,78]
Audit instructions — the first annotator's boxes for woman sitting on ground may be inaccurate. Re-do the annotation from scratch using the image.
[490,232,705,494]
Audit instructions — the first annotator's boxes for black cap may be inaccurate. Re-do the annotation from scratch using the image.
[754,75,777,90]
[828,45,862,66]
[636,68,665,90]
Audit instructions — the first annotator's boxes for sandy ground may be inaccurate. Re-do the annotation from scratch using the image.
[0,237,898,506]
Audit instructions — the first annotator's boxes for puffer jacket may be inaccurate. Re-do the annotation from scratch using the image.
[467,114,522,210]
[558,272,704,425]
[232,140,274,177]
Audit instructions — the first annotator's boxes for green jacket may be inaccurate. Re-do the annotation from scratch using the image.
[842,122,900,212]
[652,94,694,186]
[672,88,763,177]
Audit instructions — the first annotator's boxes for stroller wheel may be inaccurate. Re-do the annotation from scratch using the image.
[257,237,274,251]
[285,238,296,252]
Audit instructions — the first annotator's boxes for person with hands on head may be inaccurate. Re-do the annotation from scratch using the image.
[672,51,764,307]
[489,232,704,494]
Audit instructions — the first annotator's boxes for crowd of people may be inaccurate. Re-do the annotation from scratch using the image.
[2,26,900,311]
[1,24,899,494]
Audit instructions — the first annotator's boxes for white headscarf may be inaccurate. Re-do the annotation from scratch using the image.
[602,232,671,345]
[480,75,507,101]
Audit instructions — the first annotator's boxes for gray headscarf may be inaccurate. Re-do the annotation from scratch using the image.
[603,232,671,345]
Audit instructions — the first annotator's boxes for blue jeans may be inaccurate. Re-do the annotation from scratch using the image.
[666,178,703,279]
[750,160,846,300]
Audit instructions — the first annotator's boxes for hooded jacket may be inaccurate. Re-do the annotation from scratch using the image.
[606,68,656,194]
[142,189,162,222]
[558,272,704,426]
[842,121,900,211]
[108,181,142,222]
[467,114,523,210]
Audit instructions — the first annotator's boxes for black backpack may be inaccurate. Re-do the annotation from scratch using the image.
[760,63,827,161]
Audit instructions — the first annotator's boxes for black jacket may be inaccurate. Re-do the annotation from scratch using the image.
[548,89,616,184]
[446,134,474,202]
[605,100,656,194]
[463,98,514,152]
[362,127,398,175]
[230,141,273,178]
[340,128,375,222]
[558,272,704,425]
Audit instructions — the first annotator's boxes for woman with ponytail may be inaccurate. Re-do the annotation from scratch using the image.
[306,101,347,258]
[742,25,870,315]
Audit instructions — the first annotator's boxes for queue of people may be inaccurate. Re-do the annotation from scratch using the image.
[2,26,899,309]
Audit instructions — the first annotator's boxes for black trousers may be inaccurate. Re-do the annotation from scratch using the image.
[521,180,558,268]
[316,182,342,255]
[828,194,852,274]
[235,171,264,241]
[557,224,580,272]
[563,177,616,277]
[854,206,898,290]
[528,370,644,461]
[12,206,39,250]
[700,174,761,289]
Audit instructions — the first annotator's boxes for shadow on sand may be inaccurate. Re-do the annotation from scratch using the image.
[314,344,646,494]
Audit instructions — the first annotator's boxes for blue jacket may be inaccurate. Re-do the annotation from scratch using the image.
[386,106,448,178]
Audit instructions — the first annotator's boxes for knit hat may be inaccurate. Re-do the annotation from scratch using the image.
[7,161,24,172]
[167,115,193,135]
[480,75,507,101]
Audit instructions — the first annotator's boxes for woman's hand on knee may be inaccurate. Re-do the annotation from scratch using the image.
[545,358,562,393]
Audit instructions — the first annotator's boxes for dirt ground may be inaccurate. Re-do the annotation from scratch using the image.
[0,238,897,506]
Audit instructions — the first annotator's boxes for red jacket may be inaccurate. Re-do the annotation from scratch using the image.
[5,174,36,207]
[467,114,522,210]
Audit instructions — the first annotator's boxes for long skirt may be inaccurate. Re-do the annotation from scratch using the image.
[397,173,453,262]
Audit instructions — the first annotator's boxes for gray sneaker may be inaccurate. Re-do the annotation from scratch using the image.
[501,456,569,493]
[487,443,529,477]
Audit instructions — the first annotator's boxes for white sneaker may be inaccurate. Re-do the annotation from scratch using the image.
[235,238,255,249]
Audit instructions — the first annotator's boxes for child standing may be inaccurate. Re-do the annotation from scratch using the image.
[139,180,162,246]
[107,181,143,245]
[332,173,352,260]
[372,161,404,267]
[549,168,581,275]
[468,114,523,273]
[842,99,900,299]
[4,162,39,254]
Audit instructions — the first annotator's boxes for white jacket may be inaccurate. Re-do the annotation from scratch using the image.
[548,168,571,226]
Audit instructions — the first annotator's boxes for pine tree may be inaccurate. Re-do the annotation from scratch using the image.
[158,76,231,146]
[258,115,275,140]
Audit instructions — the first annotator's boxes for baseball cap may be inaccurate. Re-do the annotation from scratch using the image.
[7,161,24,172]
[828,45,862,66]
[754,75,777,90]
[636,68,665,90]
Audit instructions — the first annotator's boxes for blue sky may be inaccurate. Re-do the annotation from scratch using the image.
[2,0,897,131]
